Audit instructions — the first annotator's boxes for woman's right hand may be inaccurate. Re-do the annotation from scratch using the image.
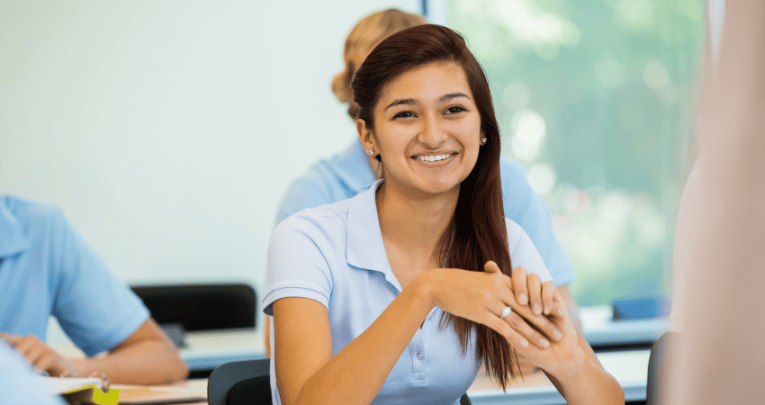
[421,261,564,350]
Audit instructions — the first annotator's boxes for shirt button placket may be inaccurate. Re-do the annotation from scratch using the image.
[411,331,426,385]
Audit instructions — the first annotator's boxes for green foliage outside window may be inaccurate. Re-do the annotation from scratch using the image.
[446,0,704,305]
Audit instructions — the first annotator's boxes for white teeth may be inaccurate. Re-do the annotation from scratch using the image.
[417,154,452,162]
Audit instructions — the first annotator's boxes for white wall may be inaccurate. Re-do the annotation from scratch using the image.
[0,1,417,299]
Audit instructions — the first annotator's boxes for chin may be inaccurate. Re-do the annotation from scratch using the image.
[415,179,461,196]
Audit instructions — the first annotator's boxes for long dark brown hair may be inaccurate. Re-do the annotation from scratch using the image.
[351,24,517,388]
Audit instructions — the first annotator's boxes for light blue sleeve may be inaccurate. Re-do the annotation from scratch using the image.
[48,210,149,356]
[499,158,576,286]
[275,163,344,226]
[505,219,553,283]
[262,213,335,316]
[0,342,67,405]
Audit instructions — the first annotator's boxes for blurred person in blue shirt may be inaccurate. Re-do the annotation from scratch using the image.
[264,9,580,359]
[0,195,188,384]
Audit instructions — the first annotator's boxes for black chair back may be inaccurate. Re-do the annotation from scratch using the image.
[131,283,256,331]
[208,359,271,405]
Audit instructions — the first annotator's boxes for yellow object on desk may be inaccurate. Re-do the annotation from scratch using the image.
[40,376,207,405]
[41,377,119,405]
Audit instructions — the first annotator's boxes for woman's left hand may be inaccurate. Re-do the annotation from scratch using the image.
[496,269,582,375]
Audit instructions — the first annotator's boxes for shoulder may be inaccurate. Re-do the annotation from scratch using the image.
[1,195,68,235]
[503,217,529,246]
[504,218,553,282]
[272,198,352,249]
[276,157,352,225]
[283,159,342,200]
[498,156,530,188]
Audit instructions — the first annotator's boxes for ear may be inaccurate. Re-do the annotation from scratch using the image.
[356,119,376,154]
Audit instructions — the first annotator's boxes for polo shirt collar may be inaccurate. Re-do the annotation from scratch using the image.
[346,180,402,291]
[327,139,376,194]
[0,199,28,259]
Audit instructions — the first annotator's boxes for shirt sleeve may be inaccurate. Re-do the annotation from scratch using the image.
[506,218,553,283]
[500,158,576,286]
[48,210,149,356]
[262,213,335,316]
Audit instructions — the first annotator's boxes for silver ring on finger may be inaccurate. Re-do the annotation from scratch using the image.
[500,306,512,319]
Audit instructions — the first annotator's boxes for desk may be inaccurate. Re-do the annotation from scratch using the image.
[120,350,647,405]
[581,306,668,348]
[181,328,265,371]
[468,350,650,404]
[48,324,266,373]
[51,325,648,403]
[129,350,647,405]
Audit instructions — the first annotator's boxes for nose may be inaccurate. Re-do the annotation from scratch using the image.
[418,112,447,148]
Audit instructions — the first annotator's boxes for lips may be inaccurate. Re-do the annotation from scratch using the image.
[414,153,455,162]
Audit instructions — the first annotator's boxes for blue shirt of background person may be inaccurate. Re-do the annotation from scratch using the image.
[0,341,66,405]
[0,195,188,384]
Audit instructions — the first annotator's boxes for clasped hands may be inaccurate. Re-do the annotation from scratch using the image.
[427,261,581,375]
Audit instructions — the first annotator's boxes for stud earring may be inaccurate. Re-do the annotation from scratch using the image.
[481,137,487,145]
[367,148,375,156]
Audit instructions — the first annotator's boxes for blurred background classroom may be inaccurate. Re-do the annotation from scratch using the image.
[0,0,719,401]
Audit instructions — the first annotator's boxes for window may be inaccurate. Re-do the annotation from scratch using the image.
[442,0,704,305]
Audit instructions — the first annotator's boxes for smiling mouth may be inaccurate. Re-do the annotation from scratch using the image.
[414,153,454,162]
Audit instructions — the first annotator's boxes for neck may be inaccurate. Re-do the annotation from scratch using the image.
[376,181,458,261]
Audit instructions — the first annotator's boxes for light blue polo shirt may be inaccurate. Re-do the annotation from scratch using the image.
[0,196,149,356]
[0,342,66,405]
[264,180,553,405]
[276,139,575,287]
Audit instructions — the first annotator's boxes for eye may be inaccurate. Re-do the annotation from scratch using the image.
[445,105,467,114]
[393,111,417,119]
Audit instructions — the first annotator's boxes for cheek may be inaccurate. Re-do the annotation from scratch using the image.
[376,124,414,154]
[456,118,483,145]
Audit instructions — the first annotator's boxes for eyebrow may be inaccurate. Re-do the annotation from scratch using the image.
[384,93,472,110]
[384,98,417,110]
[439,92,471,102]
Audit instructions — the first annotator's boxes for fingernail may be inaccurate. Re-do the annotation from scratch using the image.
[533,303,541,314]
[539,338,550,348]
[553,329,563,340]
[519,294,527,305]
[544,305,550,315]
[558,307,565,316]
[519,338,529,348]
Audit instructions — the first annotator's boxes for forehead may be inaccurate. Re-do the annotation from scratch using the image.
[377,61,473,105]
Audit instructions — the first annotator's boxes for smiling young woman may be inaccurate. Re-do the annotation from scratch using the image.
[263,25,623,405]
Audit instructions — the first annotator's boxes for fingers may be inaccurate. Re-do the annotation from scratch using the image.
[527,273,542,315]
[14,335,46,365]
[484,316,530,350]
[504,312,551,349]
[484,260,501,274]
[541,281,555,316]
[511,266,528,306]
[4,335,63,374]
[0,332,19,344]
[551,287,568,318]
